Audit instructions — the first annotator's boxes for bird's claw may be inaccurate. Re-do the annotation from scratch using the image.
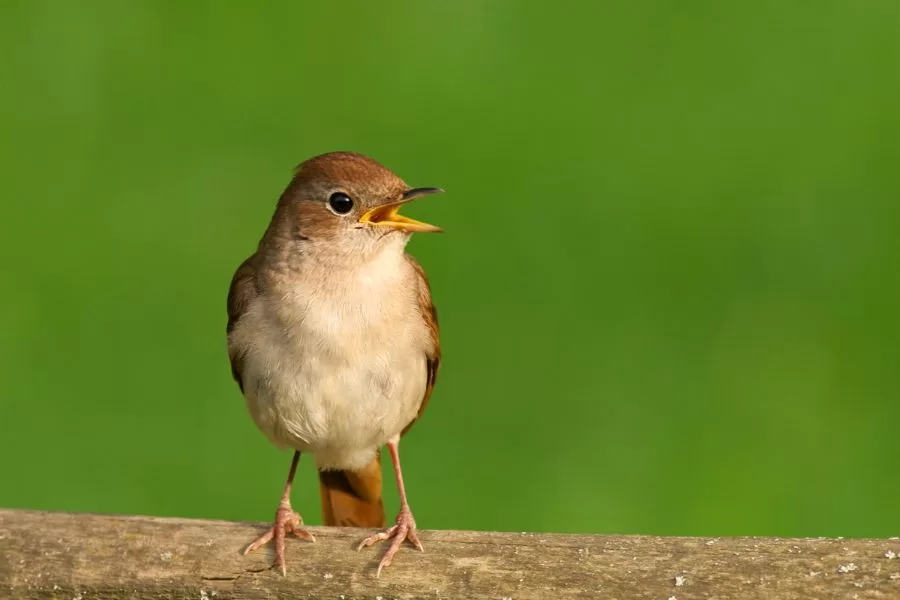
[357,506,423,576]
[244,503,315,576]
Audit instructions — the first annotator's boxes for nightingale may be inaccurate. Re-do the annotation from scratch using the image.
[226,151,442,576]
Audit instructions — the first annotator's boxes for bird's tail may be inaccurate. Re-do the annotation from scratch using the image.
[318,453,386,528]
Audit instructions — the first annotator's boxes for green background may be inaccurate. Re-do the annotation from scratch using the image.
[1,1,898,539]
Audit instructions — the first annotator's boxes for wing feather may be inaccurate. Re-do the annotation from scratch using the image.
[226,254,259,392]
[402,254,440,436]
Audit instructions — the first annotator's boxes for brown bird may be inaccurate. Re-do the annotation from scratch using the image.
[226,152,442,576]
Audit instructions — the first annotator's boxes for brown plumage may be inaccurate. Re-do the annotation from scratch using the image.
[318,455,386,528]
[226,255,258,392]
[226,151,443,576]
[401,255,441,437]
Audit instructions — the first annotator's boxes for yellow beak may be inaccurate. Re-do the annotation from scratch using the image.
[358,187,444,233]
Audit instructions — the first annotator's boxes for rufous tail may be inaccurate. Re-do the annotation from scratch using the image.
[318,453,386,528]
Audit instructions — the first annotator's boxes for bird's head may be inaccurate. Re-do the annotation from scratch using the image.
[269,152,443,255]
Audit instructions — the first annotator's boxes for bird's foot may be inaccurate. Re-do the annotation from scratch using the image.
[243,502,315,576]
[357,505,423,576]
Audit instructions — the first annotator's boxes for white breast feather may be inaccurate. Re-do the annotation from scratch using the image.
[231,245,430,470]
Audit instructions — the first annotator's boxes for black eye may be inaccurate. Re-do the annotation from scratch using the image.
[327,192,354,215]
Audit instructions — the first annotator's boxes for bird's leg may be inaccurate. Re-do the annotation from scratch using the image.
[357,438,422,576]
[243,450,315,575]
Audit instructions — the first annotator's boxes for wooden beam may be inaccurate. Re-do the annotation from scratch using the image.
[1,509,898,599]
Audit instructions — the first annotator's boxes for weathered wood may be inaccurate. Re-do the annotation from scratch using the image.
[0,509,898,599]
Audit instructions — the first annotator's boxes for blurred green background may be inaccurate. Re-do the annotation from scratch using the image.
[1,1,898,539]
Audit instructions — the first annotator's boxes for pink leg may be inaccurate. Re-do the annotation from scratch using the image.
[357,439,423,576]
[243,451,315,575]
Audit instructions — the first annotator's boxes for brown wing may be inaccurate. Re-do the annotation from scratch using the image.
[401,254,441,437]
[226,254,259,392]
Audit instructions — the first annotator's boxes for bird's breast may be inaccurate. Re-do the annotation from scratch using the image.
[231,255,429,469]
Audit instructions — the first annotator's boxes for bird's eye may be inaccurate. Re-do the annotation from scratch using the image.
[327,192,354,215]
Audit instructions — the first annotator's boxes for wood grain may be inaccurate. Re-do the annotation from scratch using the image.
[1,509,899,599]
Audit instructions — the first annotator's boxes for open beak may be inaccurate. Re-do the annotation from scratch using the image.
[358,187,444,233]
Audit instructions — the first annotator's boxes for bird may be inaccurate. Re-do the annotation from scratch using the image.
[226,151,442,576]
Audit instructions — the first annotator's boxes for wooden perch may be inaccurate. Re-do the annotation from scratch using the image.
[1,509,898,599]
